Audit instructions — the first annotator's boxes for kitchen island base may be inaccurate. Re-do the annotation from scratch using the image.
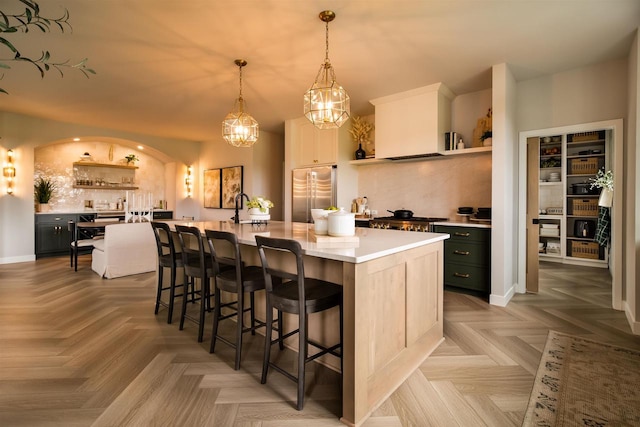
[160,221,446,427]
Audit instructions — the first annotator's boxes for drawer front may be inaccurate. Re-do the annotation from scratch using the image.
[35,213,76,224]
[434,225,490,243]
[153,211,173,219]
[443,263,490,292]
[444,241,489,267]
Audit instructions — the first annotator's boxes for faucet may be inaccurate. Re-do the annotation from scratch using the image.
[233,192,250,224]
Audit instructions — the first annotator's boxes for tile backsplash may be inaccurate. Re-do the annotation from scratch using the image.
[358,154,492,220]
[35,141,166,211]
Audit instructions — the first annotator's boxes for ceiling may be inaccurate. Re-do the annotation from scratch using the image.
[1,1,639,142]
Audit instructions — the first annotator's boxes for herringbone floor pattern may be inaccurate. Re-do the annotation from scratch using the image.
[0,257,638,426]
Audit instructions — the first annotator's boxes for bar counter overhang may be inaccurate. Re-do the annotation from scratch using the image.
[159,220,449,427]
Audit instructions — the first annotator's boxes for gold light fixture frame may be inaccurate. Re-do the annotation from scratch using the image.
[304,10,350,129]
[222,59,259,147]
[3,149,15,195]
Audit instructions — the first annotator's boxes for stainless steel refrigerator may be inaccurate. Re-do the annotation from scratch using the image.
[292,165,337,223]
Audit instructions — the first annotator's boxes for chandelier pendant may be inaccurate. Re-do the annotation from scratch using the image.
[222,59,259,147]
[304,10,350,129]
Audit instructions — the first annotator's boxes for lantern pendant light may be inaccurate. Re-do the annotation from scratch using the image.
[304,10,350,129]
[222,59,259,147]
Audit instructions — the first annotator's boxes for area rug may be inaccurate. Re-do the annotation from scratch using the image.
[522,330,640,426]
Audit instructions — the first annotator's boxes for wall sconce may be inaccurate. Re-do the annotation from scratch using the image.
[3,149,16,195]
[185,166,193,198]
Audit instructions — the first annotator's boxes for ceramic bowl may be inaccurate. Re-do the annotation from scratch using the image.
[311,208,330,221]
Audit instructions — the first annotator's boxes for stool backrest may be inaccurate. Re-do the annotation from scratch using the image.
[205,230,242,278]
[151,221,178,262]
[175,225,207,276]
[255,235,306,300]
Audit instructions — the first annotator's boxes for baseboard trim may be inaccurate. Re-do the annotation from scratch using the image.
[624,301,640,335]
[0,255,36,265]
[489,284,516,307]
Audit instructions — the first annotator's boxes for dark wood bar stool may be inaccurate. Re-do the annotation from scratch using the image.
[175,225,214,342]
[150,221,184,324]
[205,230,267,370]
[255,235,343,410]
[68,220,99,271]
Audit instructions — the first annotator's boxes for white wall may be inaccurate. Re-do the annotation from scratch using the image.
[196,131,284,222]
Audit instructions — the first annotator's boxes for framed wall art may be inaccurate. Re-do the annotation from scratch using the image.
[203,168,221,209]
[221,166,243,209]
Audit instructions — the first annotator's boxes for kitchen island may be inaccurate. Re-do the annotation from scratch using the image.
[161,220,449,427]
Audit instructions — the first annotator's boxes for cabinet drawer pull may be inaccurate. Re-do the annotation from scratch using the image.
[454,232,470,237]
[453,250,470,255]
[453,272,470,278]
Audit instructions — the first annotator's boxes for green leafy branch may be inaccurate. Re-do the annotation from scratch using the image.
[0,0,95,94]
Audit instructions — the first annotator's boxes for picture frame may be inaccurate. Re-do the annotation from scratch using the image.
[221,166,243,209]
[203,168,221,209]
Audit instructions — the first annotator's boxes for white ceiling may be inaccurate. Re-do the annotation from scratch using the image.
[1,1,638,141]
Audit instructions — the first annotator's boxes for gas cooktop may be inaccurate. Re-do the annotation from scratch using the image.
[369,216,448,231]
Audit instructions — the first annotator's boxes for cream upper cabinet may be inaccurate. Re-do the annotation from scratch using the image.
[370,82,454,159]
[295,119,338,167]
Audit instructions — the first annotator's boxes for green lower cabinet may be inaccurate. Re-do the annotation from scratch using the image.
[435,225,491,296]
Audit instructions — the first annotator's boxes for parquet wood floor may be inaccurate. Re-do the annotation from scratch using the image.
[1,257,638,426]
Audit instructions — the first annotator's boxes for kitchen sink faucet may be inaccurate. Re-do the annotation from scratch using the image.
[233,193,250,224]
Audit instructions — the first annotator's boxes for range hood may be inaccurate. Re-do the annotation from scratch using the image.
[370,82,454,160]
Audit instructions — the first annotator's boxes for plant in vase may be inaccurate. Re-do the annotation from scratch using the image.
[349,116,374,159]
[590,169,613,207]
[246,196,273,215]
[125,154,139,165]
[34,176,56,212]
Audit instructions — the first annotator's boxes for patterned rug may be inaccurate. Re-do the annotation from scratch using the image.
[522,330,640,426]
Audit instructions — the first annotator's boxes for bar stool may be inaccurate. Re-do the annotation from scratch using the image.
[68,220,99,271]
[205,230,267,370]
[255,235,343,410]
[175,225,214,342]
[150,221,184,324]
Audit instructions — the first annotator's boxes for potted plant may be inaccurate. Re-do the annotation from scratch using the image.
[125,154,139,165]
[34,177,56,212]
[246,196,273,215]
[481,130,492,147]
[590,169,613,207]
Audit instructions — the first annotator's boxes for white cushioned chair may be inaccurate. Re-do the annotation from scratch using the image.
[91,222,156,279]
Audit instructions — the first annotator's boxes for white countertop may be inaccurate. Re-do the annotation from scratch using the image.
[163,220,450,264]
[433,221,492,229]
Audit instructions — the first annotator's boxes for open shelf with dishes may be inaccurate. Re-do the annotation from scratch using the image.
[72,161,139,190]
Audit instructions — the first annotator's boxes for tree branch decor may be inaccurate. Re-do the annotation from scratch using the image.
[0,0,95,94]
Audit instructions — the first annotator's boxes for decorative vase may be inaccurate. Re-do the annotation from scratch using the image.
[483,137,493,147]
[355,143,366,160]
[38,203,51,213]
[248,207,268,216]
[598,188,613,207]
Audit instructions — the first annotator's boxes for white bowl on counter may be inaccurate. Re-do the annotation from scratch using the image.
[328,207,356,237]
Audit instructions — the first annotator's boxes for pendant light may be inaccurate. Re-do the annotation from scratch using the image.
[304,10,350,129]
[222,59,259,147]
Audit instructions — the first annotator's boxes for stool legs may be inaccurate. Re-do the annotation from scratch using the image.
[154,266,164,315]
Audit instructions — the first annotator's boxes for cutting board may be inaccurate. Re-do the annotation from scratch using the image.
[310,231,359,248]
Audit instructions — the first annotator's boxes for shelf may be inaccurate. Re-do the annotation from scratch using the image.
[348,146,491,165]
[540,253,562,259]
[73,185,139,190]
[567,139,605,147]
[73,161,138,170]
[566,194,598,198]
[566,236,596,242]
[566,153,605,159]
[440,146,492,156]
[539,181,562,186]
[567,214,598,219]
[539,214,563,220]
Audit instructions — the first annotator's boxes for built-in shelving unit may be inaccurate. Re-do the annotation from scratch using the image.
[536,129,609,266]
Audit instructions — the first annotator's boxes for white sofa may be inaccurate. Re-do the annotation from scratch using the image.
[91,222,156,279]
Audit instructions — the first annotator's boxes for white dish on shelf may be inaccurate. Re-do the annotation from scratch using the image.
[541,224,559,229]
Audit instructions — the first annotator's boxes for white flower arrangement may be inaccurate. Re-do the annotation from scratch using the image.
[590,169,613,191]
[246,196,274,213]
[348,116,374,143]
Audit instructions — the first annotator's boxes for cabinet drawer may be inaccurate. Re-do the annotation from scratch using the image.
[443,263,490,292]
[435,225,489,243]
[443,241,489,267]
[35,213,76,224]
